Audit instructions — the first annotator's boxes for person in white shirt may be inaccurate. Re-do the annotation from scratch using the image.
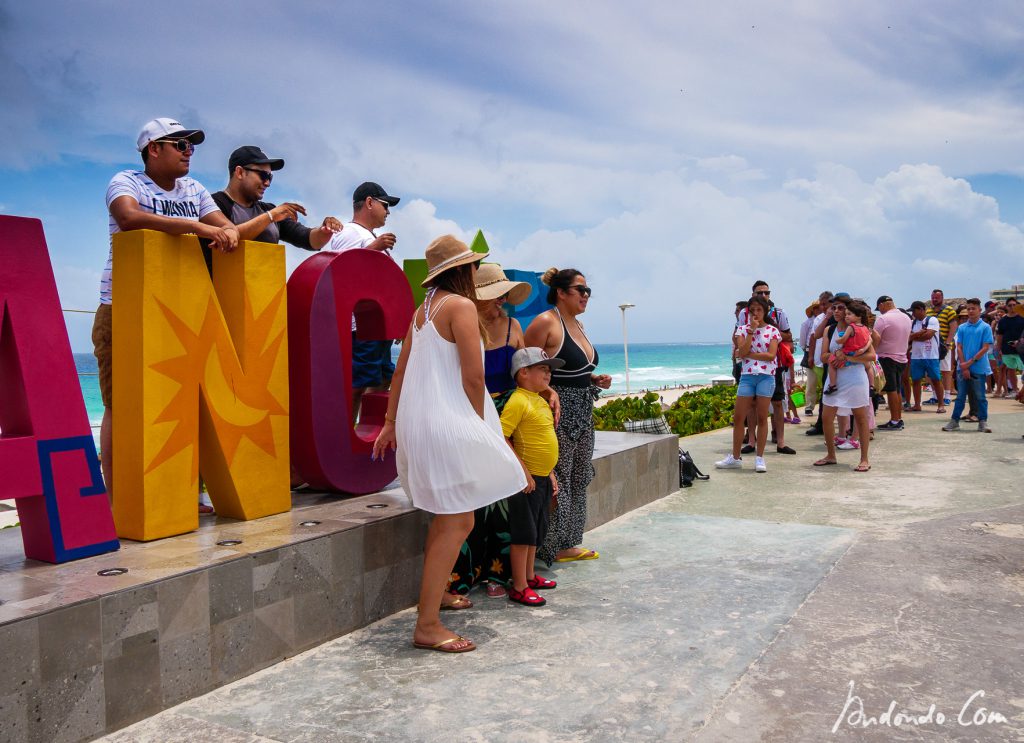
[908,300,945,412]
[94,117,239,501]
[324,182,402,421]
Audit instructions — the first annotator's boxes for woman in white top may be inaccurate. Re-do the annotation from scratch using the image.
[813,299,877,472]
[373,236,526,653]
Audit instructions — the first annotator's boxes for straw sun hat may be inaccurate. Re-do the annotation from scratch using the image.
[474,263,532,305]
[421,235,487,287]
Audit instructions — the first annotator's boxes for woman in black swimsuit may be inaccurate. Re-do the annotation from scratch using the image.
[525,267,612,565]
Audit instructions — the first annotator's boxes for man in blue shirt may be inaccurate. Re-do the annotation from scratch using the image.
[942,298,993,433]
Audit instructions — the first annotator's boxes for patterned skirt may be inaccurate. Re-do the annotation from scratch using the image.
[449,388,517,593]
[538,384,597,566]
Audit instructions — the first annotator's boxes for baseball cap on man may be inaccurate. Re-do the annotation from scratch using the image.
[833,292,851,301]
[228,145,285,173]
[136,118,205,152]
[353,182,400,206]
[511,347,565,379]
[875,295,894,310]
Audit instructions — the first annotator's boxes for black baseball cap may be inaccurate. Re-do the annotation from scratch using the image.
[910,300,927,311]
[875,295,893,310]
[228,145,284,173]
[353,182,400,206]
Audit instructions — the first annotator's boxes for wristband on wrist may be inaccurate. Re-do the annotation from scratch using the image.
[267,211,275,224]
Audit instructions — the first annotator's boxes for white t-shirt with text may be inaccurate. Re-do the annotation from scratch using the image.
[101,170,218,305]
[911,316,940,360]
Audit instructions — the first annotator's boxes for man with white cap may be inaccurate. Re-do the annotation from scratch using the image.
[93,117,239,501]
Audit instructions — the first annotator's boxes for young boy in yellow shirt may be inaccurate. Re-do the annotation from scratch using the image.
[501,348,563,607]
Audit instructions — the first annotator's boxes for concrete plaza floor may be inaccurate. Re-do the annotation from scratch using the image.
[103,399,1024,742]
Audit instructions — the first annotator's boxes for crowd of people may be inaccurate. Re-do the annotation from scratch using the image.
[95,117,612,653]
[721,282,1023,473]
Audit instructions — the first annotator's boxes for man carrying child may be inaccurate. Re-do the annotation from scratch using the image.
[500,348,564,607]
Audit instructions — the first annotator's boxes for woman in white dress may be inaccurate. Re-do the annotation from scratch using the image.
[813,299,876,472]
[373,235,527,653]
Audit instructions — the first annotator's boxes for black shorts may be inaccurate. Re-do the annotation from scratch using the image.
[508,476,552,547]
[772,366,788,401]
[879,357,905,393]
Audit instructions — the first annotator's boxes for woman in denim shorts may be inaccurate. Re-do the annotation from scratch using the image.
[717,295,781,473]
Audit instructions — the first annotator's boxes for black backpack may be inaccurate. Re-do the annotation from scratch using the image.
[679,449,710,488]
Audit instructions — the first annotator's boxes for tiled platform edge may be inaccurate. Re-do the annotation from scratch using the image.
[0,431,677,743]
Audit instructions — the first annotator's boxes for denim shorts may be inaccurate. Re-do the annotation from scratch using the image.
[737,373,776,398]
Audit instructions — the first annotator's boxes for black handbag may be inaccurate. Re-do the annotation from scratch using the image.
[679,449,710,488]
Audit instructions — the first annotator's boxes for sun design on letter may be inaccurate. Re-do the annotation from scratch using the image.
[144,287,287,480]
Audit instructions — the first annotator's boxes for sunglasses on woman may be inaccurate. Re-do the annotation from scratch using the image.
[569,285,592,297]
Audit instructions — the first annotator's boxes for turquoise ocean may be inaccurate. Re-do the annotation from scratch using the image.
[74,342,735,427]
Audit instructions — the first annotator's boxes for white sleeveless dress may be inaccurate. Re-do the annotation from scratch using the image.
[395,292,527,514]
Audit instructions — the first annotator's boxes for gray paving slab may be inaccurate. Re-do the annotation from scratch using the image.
[101,511,852,742]
[101,398,1024,742]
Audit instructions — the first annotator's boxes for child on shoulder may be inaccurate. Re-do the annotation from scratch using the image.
[824,321,871,395]
[500,347,563,607]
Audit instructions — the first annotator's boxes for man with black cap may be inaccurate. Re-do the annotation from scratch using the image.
[212,145,340,250]
[873,295,912,430]
[324,182,402,420]
[96,117,240,501]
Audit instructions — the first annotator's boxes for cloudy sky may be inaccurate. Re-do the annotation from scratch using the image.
[3,1,1023,350]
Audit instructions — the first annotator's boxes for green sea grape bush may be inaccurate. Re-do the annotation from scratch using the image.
[592,392,663,431]
[593,386,737,437]
[663,385,736,436]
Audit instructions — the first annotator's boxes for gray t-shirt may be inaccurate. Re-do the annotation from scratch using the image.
[229,201,280,244]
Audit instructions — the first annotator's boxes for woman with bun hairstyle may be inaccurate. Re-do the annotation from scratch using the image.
[373,236,526,653]
[525,267,612,565]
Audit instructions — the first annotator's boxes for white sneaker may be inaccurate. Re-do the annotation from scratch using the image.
[715,454,742,469]
[755,457,767,473]
[837,439,860,450]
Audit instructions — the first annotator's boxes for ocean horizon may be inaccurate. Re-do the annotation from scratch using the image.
[74,342,735,426]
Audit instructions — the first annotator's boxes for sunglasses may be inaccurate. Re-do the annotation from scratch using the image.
[373,197,391,213]
[243,167,273,184]
[569,285,592,297]
[156,139,195,154]
[754,290,771,296]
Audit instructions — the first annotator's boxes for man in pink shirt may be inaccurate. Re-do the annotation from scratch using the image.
[874,295,913,430]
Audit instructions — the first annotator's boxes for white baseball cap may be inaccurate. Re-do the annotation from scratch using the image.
[136,117,206,152]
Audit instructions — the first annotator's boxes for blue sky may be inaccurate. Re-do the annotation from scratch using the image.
[2,1,1024,350]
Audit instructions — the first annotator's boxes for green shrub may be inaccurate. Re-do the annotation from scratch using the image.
[593,391,663,431]
[663,385,736,437]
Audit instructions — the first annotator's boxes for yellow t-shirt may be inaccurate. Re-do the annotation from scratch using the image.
[500,388,559,476]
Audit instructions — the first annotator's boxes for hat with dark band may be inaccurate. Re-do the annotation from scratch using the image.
[422,235,486,287]
[354,182,400,206]
[474,263,532,306]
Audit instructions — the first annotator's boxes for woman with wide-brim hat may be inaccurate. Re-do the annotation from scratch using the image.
[448,263,560,599]
[373,236,527,653]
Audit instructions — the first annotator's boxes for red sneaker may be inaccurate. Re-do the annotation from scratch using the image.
[527,574,557,590]
[507,586,546,606]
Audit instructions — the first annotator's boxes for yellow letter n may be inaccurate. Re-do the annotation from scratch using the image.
[112,232,290,541]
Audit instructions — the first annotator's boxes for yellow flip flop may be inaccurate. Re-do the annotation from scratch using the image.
[554,548,600,562]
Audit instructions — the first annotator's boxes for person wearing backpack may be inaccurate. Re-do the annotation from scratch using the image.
[908,301,945,413]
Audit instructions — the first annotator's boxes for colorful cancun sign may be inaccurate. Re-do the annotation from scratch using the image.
[0,216,542,560]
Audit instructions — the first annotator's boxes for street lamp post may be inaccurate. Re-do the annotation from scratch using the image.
[619,303,635,394]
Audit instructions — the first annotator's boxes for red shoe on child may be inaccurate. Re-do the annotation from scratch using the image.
[527,575,557,590]
[508,586,546,606]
